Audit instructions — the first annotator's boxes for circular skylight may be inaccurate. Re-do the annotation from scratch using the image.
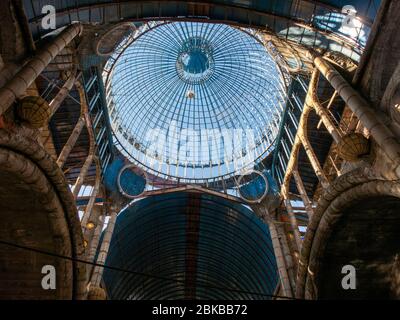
[176,36,215,84]
[106,22,287,183]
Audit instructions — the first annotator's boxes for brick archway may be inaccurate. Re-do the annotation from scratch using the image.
[297,167,400,299]
[0,129,86,299]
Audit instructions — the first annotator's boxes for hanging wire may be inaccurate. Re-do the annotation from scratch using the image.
[0,239,297,300]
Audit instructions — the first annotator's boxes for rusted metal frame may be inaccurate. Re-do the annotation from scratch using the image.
[316,90,339,130]
[264,33,303,73]
[67,77,102,237]
[328,154,342,176]
[37,72,81,105]
[282,114,325,199]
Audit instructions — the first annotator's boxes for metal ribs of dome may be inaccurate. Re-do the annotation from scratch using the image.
[102,193,278,300]
[107,22,287,183]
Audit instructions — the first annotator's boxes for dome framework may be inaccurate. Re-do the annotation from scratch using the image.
[106,22,288,184]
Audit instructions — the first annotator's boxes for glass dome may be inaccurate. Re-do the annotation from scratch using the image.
[106,22,287,183]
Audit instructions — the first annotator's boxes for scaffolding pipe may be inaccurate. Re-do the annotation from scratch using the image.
[267,218,294,298]
[90,207,118,287]
[276,221,297,291]
[252,204,293,298]
[57,80,89,167]
[300,135,330,188]
[309,68,342,143]
[72,154,94,199]
[314,56,400,174]
[49,65,78,116]
[70,80,97,198]
[283,197,302,251]
[292,169,314,218]
[81,157,101,231]
[87,213,105,264]
[85,205,104,279]
[57,117,85,167]
[0,23,82,116]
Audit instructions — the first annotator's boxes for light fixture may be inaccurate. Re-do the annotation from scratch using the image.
[86,222,95,230]
[186,89,195,99]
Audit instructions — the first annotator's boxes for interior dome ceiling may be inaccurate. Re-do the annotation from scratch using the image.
[107,22,287,183]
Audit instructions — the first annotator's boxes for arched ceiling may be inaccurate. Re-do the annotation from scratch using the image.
[24,0,380,61]
[102,192,278,299]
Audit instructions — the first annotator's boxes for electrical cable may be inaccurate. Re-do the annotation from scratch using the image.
[0,239,298,300]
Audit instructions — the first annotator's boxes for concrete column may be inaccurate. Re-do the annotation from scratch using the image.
[91,207,118,287]
[0,23,82,116]
[314,56,400,172]
[292,169,314,219]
